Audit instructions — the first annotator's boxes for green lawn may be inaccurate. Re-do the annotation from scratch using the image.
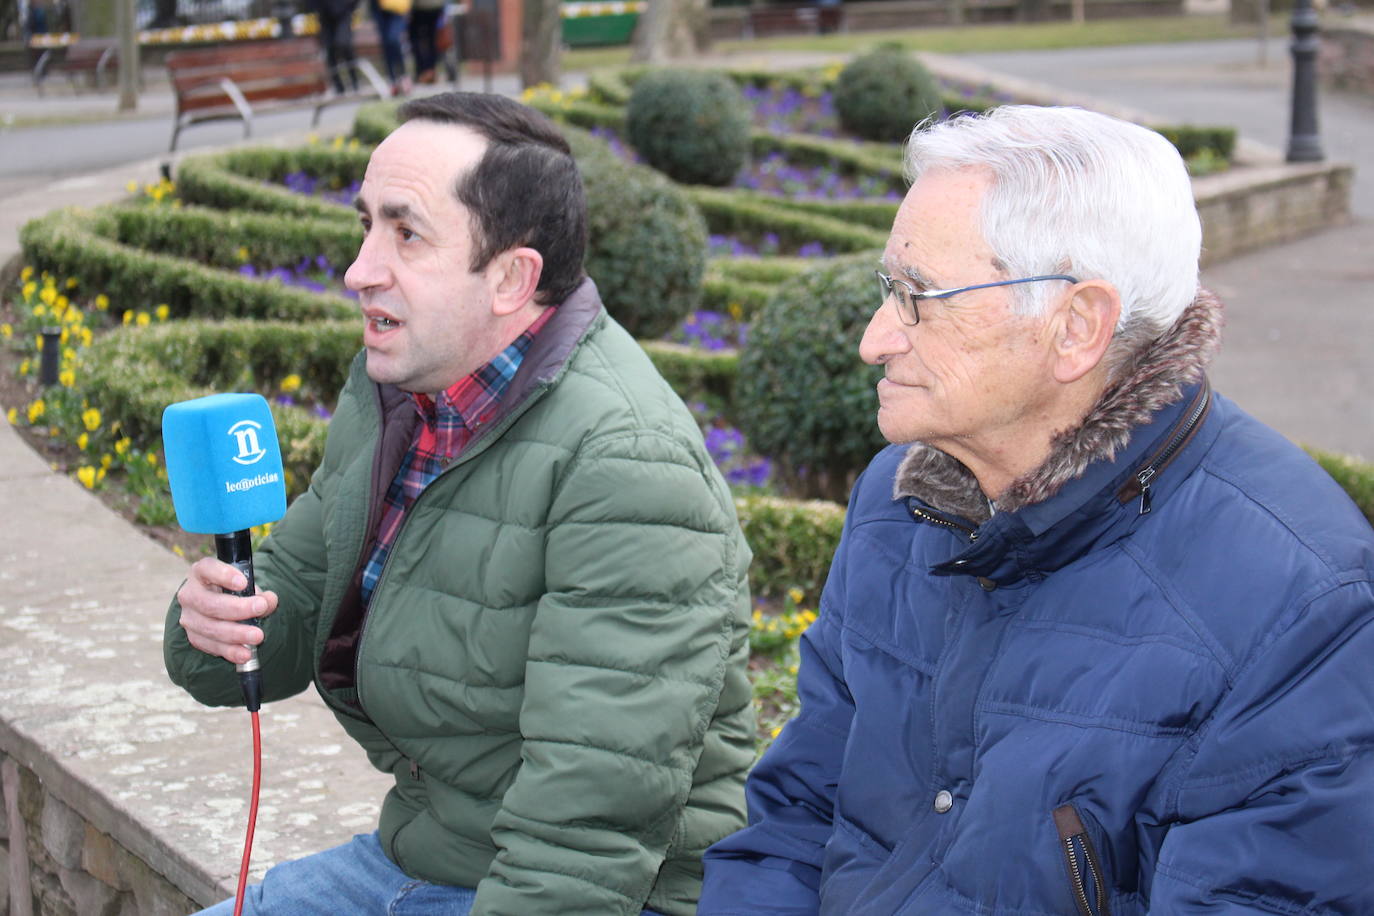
[564,13,1287,71]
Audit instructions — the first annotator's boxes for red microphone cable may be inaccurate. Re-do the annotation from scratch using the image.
[233,709,263,916]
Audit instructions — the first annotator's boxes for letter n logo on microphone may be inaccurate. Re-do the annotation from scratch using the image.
[229,419,268,466]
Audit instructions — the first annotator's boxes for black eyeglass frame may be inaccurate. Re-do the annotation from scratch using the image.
[874,270,1080,326]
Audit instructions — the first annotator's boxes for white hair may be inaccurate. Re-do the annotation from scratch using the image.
[903,105,1201,339]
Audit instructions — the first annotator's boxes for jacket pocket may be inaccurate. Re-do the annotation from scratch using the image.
[1053,803,1113,916]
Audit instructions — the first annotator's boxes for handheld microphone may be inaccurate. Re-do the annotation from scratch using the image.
[162,393,288,711]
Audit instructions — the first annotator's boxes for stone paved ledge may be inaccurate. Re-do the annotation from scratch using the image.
[0,416,389,914]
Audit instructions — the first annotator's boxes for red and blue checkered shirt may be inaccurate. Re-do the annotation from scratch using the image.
[360,308,554,607]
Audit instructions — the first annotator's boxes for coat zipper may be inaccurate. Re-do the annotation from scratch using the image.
[909,504,979,541]
[1053,804,1112,916]
[1117,379,1212,516]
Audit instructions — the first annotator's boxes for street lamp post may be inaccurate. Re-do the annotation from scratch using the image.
[1286,0,1324,162]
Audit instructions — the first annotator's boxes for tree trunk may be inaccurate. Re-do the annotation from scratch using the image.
[632,0,709,64]
[520,0,561,88]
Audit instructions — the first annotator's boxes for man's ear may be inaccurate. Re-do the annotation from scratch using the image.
[490,247,544,317]
[1052,280,1121,384]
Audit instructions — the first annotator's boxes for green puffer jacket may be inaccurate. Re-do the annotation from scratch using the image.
[164,280,756,915]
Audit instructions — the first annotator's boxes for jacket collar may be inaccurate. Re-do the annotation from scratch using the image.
[893,289,1224,581]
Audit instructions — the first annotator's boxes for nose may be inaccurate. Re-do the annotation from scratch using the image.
[859,298,912,366]
[344,227,390,294]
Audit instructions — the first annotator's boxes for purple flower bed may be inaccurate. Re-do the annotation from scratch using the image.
[669,309,748,351]
[734,152,901,200]
[709,233,829,260]
[742,84,837,136]
[280,171,361,206]
[238,254,357,299]
[693,405,772,489]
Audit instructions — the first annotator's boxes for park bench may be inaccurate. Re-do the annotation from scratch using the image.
[745,3,845,38]
[31,38,123,93]
[165,37,388,152]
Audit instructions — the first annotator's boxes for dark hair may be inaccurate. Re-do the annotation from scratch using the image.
[398,92,588,306]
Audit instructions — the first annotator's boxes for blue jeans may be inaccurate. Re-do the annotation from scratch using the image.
[197,831,668,915]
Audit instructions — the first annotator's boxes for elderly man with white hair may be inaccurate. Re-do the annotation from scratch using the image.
[699,105,1374,915]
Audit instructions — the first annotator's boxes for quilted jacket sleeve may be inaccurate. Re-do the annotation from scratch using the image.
[472,426,750,916]
[697,493,861,915]
[1147,578,1374,913]
[163,471,332,709]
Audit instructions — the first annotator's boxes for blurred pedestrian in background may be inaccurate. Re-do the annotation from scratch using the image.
[310,0,361,94]
[369,0,411,95]
[407,0,444,84]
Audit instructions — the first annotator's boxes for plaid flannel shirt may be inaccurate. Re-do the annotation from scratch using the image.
[360,308,554,607]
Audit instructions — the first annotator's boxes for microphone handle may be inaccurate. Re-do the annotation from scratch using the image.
[215,530,261,676]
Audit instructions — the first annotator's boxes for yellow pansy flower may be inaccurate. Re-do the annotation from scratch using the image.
[80,328,93,347]
[26,400,45,423]
[115,437,132,456]
[100,454,113,470]
[6,407,17,425]
[77,466,98,489]
[20,266,33,282]
[281,374,302,393]
[95,293,110,311]
[82,407,101,431]
[39,285,56,306]
[22,281,36,300]
[122,311,133,325]
[59,369,75,387]
[155,304,170,321]
[77,432,89,450]
[147,452,158,467]
[65,277,78,289]
[136,312,151,327]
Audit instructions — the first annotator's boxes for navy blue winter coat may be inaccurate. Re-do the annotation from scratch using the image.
[701,296,1374,914]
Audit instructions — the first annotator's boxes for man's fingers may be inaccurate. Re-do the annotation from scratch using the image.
[190,557,250,593]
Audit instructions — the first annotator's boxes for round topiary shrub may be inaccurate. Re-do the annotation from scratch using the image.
[570,130,708,338]
[833,48,944,143]
[624,69,752,187]
[736,257,888,502]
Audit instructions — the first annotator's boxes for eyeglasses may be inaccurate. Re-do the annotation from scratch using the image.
[874,270,1079,326]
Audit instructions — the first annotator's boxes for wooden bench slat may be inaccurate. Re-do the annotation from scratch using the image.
[165,37,385,152]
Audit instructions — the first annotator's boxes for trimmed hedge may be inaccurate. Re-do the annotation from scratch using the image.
[736,494,846,603]
[1308,447,1374,528]
[1153,125,1237,162]
[737,255,888,502]
[108,204,361,275]
[686,186,886,253]
[626,69,753,186]
[19,207,353,322]
[717,189,900,231]
[642,340,738,416]
[571,131,708,338]
[701,257,816,317]
[177,147,370,219]
[80,319,358,490]
[352,100,401,145]
[835,48,945,142]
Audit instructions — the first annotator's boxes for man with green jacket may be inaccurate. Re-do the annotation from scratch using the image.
[166,92,756,916]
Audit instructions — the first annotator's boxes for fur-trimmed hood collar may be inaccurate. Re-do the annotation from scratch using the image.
[894,289,1224,523]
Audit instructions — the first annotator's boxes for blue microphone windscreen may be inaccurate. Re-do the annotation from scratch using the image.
[161,393,288,535]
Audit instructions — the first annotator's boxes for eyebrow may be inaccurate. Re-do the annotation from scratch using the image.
[352,197,436,235]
